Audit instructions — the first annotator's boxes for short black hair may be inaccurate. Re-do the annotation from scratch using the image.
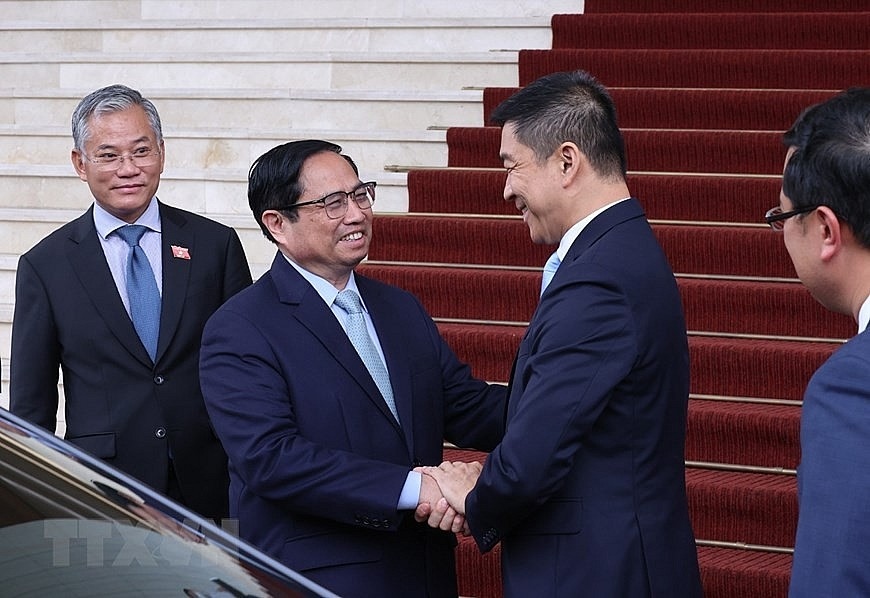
[783,87,870,248]
[490,69,626,180]
[248,139,359,243]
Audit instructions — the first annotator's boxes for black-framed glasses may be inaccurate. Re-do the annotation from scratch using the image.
[83,146,162,172]
[764,205,817,232]
[280,181,377,220]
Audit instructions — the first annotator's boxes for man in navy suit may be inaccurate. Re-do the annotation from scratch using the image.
[198,139,507,597]
[767,88,870,597]
[420,70,702,597]
[10,84,252,519]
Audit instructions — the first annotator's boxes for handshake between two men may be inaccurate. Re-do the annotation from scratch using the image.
[414,460,483,535]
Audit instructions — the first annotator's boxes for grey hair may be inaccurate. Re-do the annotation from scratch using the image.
[71,84,163,151]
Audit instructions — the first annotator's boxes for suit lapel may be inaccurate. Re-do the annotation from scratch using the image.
[270,255,404,435]
[358,276,415,452]
[157,203,192,363]
[563,198,645,267]
[66,208,152,366]
[512,199,647,416]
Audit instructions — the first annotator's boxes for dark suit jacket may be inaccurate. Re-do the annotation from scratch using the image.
[10,201,251,518]
[790,329,870,597]
[199,253,507,598]
[465,199,702,598]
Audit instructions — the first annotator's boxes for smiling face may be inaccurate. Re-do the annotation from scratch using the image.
[500,123,567,245]
[71,106,164,223]
[273,150,372,288]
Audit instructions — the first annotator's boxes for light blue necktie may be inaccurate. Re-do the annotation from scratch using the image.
[115,225,161,361]
[540,251,562,296]
[334,289,400,424]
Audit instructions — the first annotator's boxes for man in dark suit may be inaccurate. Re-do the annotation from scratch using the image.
[198,139,507,597]
[420,70,703,597]
[768,88,870,597]
[9,84,252,520]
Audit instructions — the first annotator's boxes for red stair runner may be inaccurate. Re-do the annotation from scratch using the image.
[368,3,867,596]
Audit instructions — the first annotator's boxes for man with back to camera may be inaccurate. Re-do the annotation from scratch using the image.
[419,70,703,598]
[764,88,870,597]
[10,84,252,519]
[198,139,508,597]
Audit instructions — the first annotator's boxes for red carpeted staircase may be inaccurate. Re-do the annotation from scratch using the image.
[360,3,867,596]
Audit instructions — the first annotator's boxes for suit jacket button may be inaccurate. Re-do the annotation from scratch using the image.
[155,427,167,438]
[412,459,423,467]
[153,375,165,385]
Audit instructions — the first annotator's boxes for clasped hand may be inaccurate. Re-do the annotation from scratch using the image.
[414,461,482,535]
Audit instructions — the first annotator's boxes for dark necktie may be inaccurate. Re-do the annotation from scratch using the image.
[334,289,400,423]
[115,225,161,361]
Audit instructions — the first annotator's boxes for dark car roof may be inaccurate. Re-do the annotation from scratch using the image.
[0,407,338,597]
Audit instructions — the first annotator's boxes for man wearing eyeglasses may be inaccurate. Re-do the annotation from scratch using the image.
[199,139,507,597]
[769,88,870,598]
[9,84,252,520]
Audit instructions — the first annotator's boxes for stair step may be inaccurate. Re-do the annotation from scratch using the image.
[585,0,862,12]
[550,13,870,50]
[697,545,791,598]
[447,393,802,471]
[690,335,835,402]
[1,18,556,55]
[357,263,853,340]
[0,51,519,92]
[687,401,800,469]
[446,127,785,174]
[407,170,782,225]
[456,534,502,598]
[483,87,834,131]
[518,48,870,90]
[0,0,580,21]
[455,537,794,598]
[436,321,837,400]
[0,89,484,133]
[687,468,796,547]
[369,215,798,278]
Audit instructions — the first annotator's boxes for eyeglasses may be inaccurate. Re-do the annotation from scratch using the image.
[280,181,377,220]
[764,205,817,231]
[83,147,162,172]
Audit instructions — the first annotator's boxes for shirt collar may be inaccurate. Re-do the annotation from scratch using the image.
[858,293,870,334]
[282,255,365,311]
[94,197,161,239]
[555,197,631,261]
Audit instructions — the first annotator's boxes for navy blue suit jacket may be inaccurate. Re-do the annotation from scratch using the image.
[10,202,251,518]
[465,199,702,597]
[790,328,870,597]
[199,253,507,598]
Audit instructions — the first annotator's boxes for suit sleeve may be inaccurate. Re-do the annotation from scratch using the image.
[200,304,411,530]
[467,269,636,550]
[9,254,61,432]
[790,346,870,597]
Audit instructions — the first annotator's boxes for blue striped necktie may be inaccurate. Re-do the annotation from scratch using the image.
[115,225,161,361]
[540,251,562,296]
[334,289,400,424]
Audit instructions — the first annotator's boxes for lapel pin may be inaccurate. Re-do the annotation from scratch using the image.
[171,245,191,260]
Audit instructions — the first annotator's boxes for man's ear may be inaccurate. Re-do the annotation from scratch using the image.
[558,142,583,186]
[261,210,287,244]
[817,206,843,263]
[71,149,88,181]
